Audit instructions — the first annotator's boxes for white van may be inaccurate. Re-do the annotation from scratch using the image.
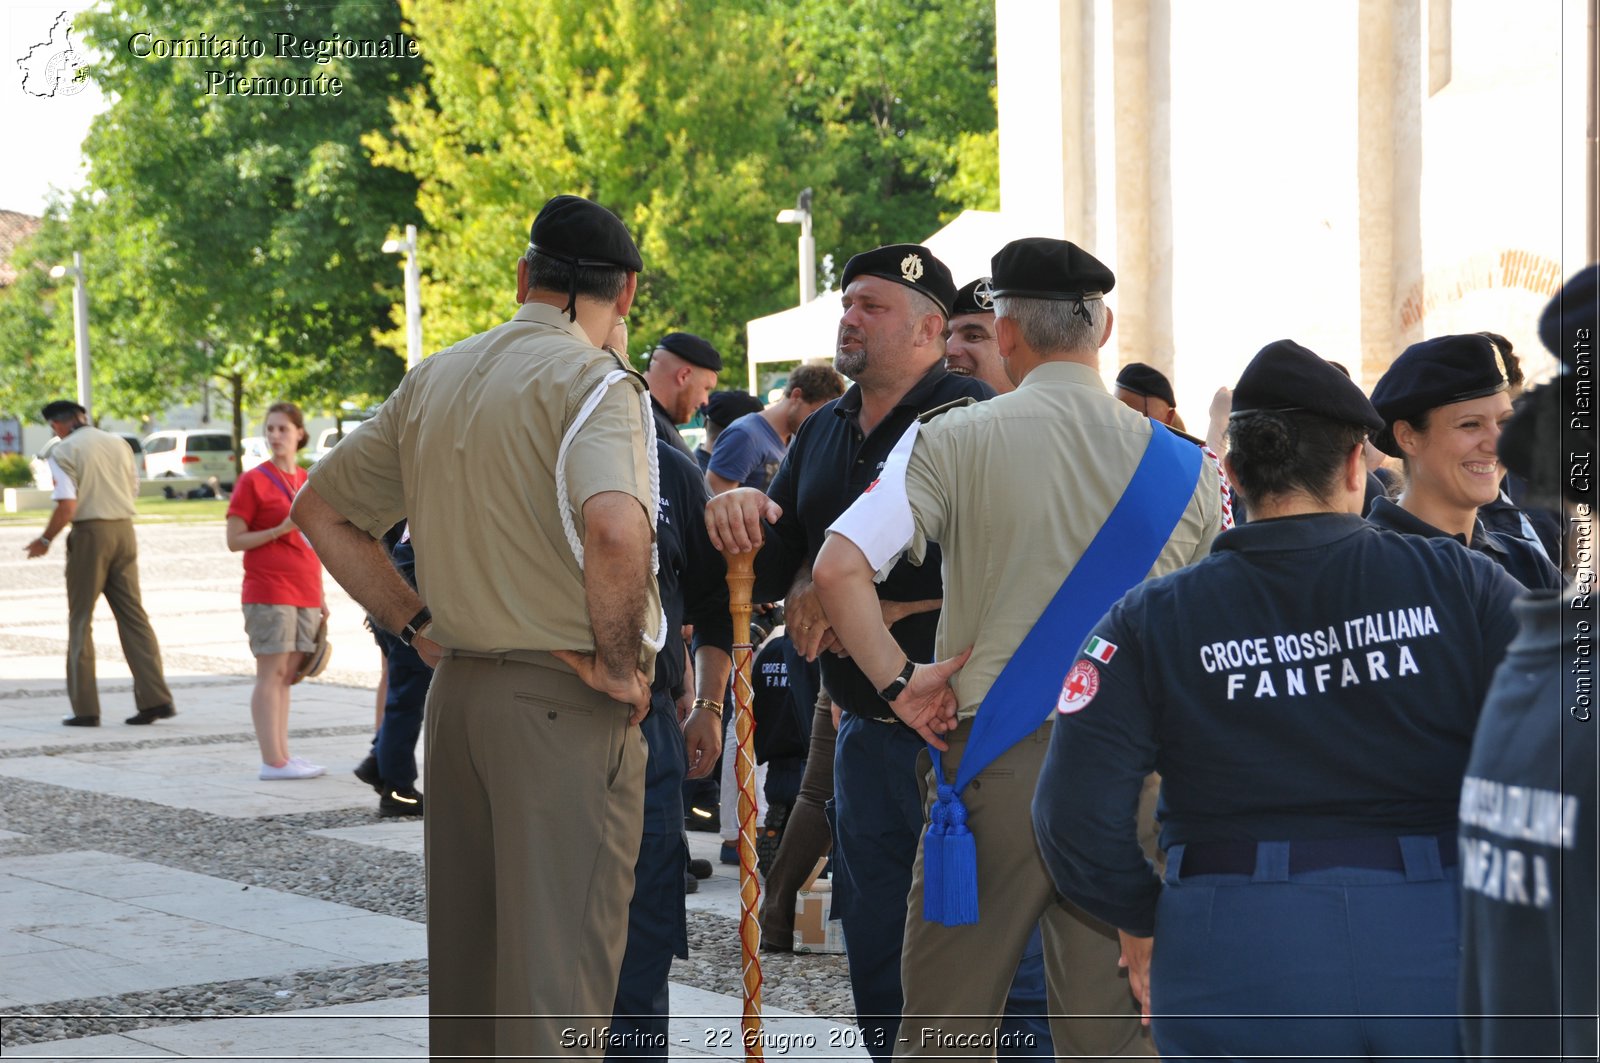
[143,429,237,488]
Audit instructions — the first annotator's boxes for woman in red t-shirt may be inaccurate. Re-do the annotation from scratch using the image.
[225,402,327,780]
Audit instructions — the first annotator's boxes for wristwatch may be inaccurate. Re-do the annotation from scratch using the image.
[400,606,433,647]
[877,660,916,703]
[35,534,52,546]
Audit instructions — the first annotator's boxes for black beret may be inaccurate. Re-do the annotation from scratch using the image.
[1369,334,1510,456]
[40,400,86,421]
[950,277,995,317]
[1538,264,1597,368]
[1115,363,1176,407]
[1503,266,1600,507]
[989,237,1115,300]
[841,244,957,317]
[701,390,764,429]
[1232,339,1384,432]
[527,194,643,272]
[657,332,722,372]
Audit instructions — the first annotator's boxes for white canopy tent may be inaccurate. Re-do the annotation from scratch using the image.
[743,209,1038,394]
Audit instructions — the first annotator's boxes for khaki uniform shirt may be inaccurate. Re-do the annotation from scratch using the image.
[308,302,661,665]
[831,359,1223,716]
[50,426,138,521]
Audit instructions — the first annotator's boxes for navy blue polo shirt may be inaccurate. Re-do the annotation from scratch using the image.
[1034,513,1522,935]
[754,362,993,718]
[653,440,732,698]
[1366,496,1562,591]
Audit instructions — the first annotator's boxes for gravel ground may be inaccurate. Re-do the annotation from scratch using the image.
[0,521,857,1048]
[0,762,855,1048]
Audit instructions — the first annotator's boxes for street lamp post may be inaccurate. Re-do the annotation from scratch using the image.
[48,252,92,415]
[775,188,816,305]
[767,189,817,393]
[382,224,422,371]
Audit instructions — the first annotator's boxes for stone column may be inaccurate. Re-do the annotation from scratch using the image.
[1111,0,1174,380]
[1357,0,1423,386]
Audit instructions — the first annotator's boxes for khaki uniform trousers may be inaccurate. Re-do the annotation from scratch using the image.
[64,519,172,719]
[424,651,647,1061]
[897,719,1146,1061]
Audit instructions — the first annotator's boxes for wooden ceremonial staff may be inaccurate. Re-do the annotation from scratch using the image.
[721,547,765,1060]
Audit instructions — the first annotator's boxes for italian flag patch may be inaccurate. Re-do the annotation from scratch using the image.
[1084,637,1118,664]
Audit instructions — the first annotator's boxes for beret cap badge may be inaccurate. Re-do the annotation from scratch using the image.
[900,254,924,283]
[973,278,994,310]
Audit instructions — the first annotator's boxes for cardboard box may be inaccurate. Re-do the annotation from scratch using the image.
[792,878,846,955]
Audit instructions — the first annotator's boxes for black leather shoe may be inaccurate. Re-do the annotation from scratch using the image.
[379,786,424,818]
[353,754,384,793]
[125,704,176,725]
[62,715,100,727]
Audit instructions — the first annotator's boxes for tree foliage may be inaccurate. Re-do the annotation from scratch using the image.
[375,0,997,381]
[0,0,998,419]
[0,0,422,427]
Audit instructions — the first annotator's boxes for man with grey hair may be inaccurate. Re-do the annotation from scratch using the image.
[809,237,1224,1058]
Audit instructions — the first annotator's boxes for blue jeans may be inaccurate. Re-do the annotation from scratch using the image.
[608,693,689,1063]
[373,629,428,789]
[832,713,1053,1063]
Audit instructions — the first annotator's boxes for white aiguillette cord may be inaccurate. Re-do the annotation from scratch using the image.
[555,369,668,654]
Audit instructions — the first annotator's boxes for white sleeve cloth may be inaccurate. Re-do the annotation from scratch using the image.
[47,456,76,502]
[826,420,919,580]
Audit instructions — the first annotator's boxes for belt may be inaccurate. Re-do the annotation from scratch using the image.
[838,703,909,729]
[1180,834,1459,878]
[444,648,568,670]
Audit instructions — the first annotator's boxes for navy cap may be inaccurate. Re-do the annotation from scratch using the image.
[656,332,722,372]
[527,195,642,272]
[989,238,1115,301]
[841,244,957,317]
[950,277,995,317]
[1232,339,1384,432]
[1369,334,1510,456]
[1538,264,1597,368]
[701,390,764,429]
[1115,363,1176,407]
[40,400,86,421]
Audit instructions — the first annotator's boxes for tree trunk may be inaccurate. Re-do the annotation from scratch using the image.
[230,372,244,487]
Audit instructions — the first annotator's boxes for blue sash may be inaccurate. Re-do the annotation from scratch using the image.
[922,422,1202,925]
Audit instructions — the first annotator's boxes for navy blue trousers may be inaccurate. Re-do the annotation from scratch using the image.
[831,713,1053,1063]
[372,629,428,789]
[1151,838,1461,1062]
[607,695,689,1063]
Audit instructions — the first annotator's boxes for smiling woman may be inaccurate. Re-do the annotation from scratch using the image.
[1367,333,1563,591]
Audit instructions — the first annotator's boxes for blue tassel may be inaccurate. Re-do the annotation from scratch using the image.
[921,790,948,923]
[940,789,979,926]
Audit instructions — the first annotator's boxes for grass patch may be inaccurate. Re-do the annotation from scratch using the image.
[134,496,230,522]
[0,494,229,525]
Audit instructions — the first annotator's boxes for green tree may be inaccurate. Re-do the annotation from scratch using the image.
[374,0,997,384]
[0,0,424,436]
[0,208,78,421]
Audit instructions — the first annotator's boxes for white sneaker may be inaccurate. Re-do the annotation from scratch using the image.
[287,756,325,773]
[260,760,325,780]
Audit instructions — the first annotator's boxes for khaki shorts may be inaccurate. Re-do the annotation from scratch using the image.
[243,603,321,657]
